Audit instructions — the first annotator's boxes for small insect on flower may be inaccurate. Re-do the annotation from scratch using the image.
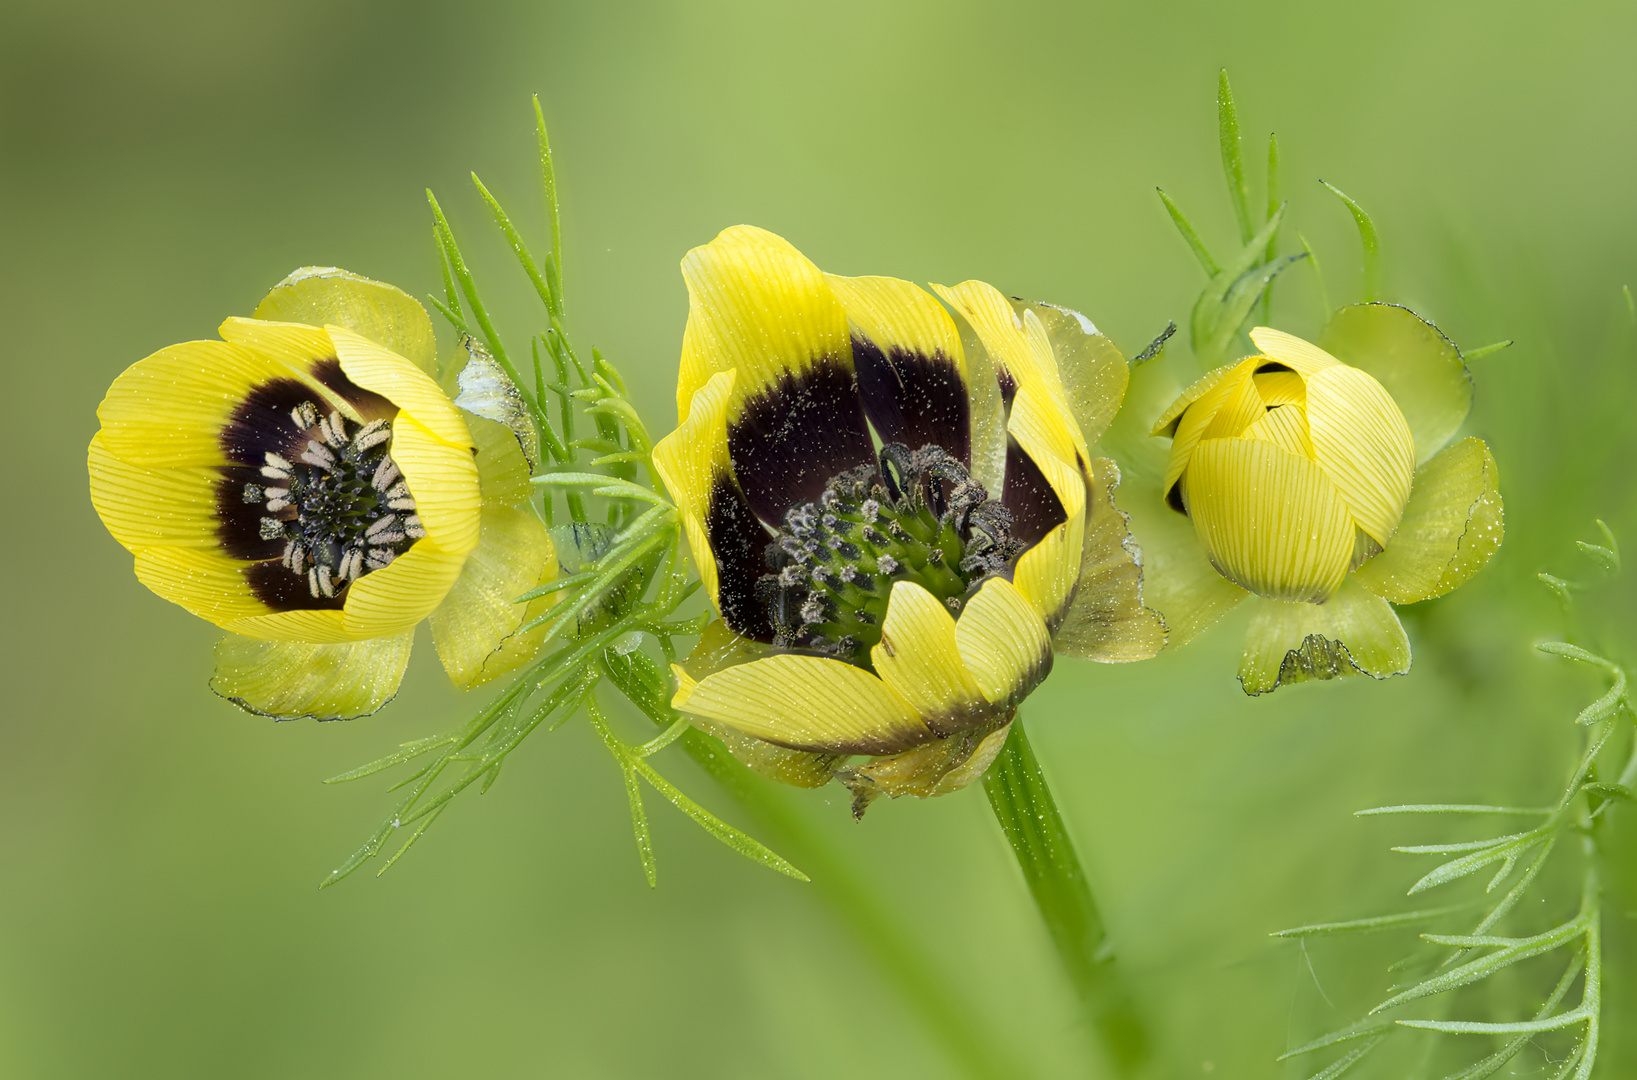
[651,226,1165,814]
[1134,306,1502,693]
[89,268,559,720]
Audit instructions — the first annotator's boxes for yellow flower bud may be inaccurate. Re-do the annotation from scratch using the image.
[1154,327,1415,603]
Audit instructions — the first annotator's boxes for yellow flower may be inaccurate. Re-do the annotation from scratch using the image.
[1118,306,1502,693]
[89,268,559,720]
[651,226,1163,811]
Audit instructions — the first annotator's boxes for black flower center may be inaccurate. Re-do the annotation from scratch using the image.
[757,443,1021,664]
[236,399,423,601]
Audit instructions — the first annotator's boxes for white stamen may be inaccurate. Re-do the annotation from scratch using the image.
[354,420,391,451]
[265,495,290,512]
[372,459,400,490]
[366,549,397,570]
[301,440,336,469]
[323,411,348,448]
[403,515,426,539]
[316,565,335,598]
[291,402,320,430]
[291,544,306,574]
[258,517,285,540]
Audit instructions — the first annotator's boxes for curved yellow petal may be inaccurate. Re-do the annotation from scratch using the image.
[1011,478,1086,626]
[340,538,468,639]
[390,413,482,556]
[131,544,270,627]
[1051,456,1167,663]
[673,653,932,755]
[223,608,352,644]
[1151,362,1241,437]
[1240,403,1313,459]
[677,224,852,415]
[1238,580,1411,695]
[1303,365,1416,545]
[1161,358,1259,497]
[214,319,363,421]
[1319,303,1472,464]
[1007,298,1128,447]
[96,339,295,467]
[1185,437,1355,603]
[825,274,965,381]
[89,433,221,550]
[1353,437,1502,604]
[469,414,533,509]
[252,267,438,376]
[840,718,1013,815]
[329,325,474,449]
[1248,326,1345,377]
[653,369,737,620]
[954,576,1052,708]
[211,630,414,720]
[1254,369,1306,408]
[870,581,990,736]
[430,505,559,689]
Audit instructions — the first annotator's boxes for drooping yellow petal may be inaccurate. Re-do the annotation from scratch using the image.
[1248,326,1344,378]
[1051,456,1168,662]
[673,654,933,755]
[1011,469,1086,626]
[954,576,1053,708]
[1008,298,1129,448]
[1238,580,1411,695]
[1352,437,1502,604]
[678,225,852,413]
[1319,303,1472,464]
[96,339,298,467]
[329,325,475,449]
[870,581,990,736]
[1161,358,1259,497]
[840,718,1013,815]
[340,538,469,639]
[1303,364,1416,545]
[211,630,414,720]
[430,505,559,688]
[1185,437,1355,603]
[653,369,736,621]
[1150,362,1242,437]
[251,267,438,376]
[389,413,482,556]
[88,433,221,550]
[131,545,272,626]
[224,608,352,643]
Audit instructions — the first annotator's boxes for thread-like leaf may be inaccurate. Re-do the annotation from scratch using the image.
[1303,1032,1390,1080]
[1157,189,1219,275]
[1217,69,1254,243]
[1399,1008,1589,1035]
[1320,180,1380,301]
[1370,916,1585,1013]
[1272,905,1471,939]
[1358,805,1549,817]
[1278,1020,1394,1061]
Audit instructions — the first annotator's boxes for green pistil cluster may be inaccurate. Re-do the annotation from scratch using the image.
[759,443,1020,665]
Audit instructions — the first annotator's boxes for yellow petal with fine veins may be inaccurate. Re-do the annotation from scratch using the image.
[389,413,482,556]
[132,545,272,626]
[211,630,415,720]
[652,369,738,619]
[1248,326,1345,377]
[340,539,469,639]
[1303,364,1416,545]
[954,576,1052,708]
[673,654,933,755]
[1161,358,1259,497]
[88,433,221,550]
[871,581,989,737]
[329,325,475,449]
[1185,437,1355,603]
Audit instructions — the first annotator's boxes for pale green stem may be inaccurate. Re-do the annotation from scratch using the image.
[983,718,1150,1076]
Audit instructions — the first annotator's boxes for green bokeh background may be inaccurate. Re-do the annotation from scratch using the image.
[3,1,1634,1076]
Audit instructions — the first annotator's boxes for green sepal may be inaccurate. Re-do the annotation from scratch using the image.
[1353,437,1502,604]
[1319,303,1472,464]
[840,716,1013,818]
[1006,298,1128,446]
[211,631,414,720]
[429,505,558,689]
[1051,456,1167,662]
[1238,580,1410,695]
[252,267,438,376]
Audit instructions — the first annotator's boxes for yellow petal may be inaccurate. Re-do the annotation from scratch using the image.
[1248,326,1345,377]
[340,538,468,639]
[1353,437,1502,604]
[224,608,353,644]
[870,581,991,736]
[131,544,271,627]
[430,505,559,689]
[215,318,363,421]
[825,274,965,380]
[1238,580,1411,695]
[1318,303,1471,464]
[469,414,534,508]
[329,325,475,449]
[954,576,1053,708]
[1240,403,1314,458]
[390,413,482,556]
[1051,456,1168,662]
[1011,469,1086,627]
[89,432,221,550]
[1185,436,1355,602]
[1161,358,1260,497]
[211,630,414,719]
[1303,364,1416,545]
[96,339,297,467]
[673,654,933,755]
[1007,298,1129,448]
[252,267,438,376]
[1254,369,1306,407]
[1150,361,1242,437]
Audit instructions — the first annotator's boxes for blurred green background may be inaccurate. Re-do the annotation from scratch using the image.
[3,0,1634,1076]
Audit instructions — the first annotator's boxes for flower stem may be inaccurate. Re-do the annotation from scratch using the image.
[983,717,1150,1076]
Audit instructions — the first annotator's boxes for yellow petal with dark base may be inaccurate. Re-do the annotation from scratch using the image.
[1247,327,1344,378]
[211,630,414,720]
[1303,364,1416,545]
[340,539,469,639]
[430,505,559,689]
[1238,580,1411,695]
[252,268,438,376]
[1353,437,1502,604]
[673,654,932,755]
[1052,456,1168,662]
[1185,437,1355,603]
[329,326,475,449]
[954,576,1052,708]
[870,581,989,736]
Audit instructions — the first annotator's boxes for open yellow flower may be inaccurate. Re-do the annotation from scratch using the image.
[1115,305,1502,693]
[89,268,558,720]
[652,226,1163,811]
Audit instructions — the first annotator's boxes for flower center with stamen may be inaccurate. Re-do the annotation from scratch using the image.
[757,443,1021,665]
[243,399,423,600]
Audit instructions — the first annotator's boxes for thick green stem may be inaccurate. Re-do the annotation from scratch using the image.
[983,718,1149,1076]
